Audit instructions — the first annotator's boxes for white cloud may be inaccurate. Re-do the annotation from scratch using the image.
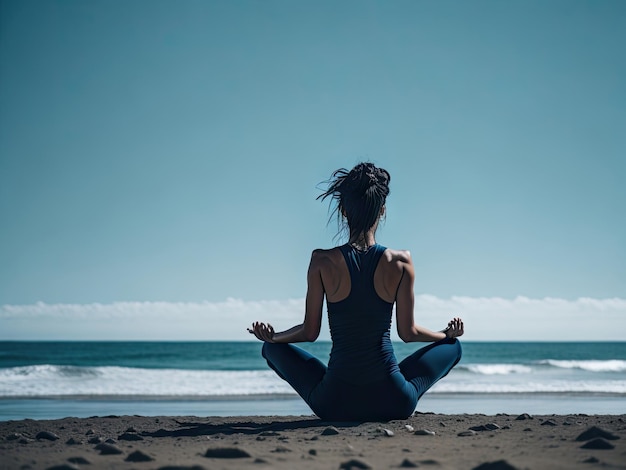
[0,298,304,341]
[1,296,625,341]
[413,295,626,341]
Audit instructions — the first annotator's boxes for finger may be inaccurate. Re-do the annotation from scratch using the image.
[260,325,271,341]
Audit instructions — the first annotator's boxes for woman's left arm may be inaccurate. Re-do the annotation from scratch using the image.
[248,251,324,343]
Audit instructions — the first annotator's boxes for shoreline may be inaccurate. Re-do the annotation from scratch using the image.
[4,391,626,400]
[1,413,624,469]
[3,393,626,422]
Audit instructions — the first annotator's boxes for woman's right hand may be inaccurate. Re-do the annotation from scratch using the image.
[247,321,276,343]
[443,317,464,338]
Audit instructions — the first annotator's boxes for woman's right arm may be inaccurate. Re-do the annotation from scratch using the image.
[247,250,324,343]
[395,253,463,342]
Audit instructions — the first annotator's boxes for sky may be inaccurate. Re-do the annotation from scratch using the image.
[1,0,625,341]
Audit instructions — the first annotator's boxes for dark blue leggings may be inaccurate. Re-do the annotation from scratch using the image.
[262,338,462,421]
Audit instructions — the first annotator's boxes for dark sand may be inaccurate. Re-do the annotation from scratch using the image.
[1,413,625,469]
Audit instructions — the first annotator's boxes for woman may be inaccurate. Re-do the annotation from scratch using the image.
[248,162,463,421]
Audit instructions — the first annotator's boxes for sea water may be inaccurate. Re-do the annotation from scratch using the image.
[1,341,625,420]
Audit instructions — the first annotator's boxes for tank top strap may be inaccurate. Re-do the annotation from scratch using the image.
[360,244,386,281]
[338,243,387,283]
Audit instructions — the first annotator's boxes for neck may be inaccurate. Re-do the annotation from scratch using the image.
[349,231,376,250]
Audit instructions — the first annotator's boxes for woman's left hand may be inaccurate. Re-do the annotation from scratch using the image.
[247,322,276,342]
[443,317,464,339]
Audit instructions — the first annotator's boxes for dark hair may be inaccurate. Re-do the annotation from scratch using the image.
[317,162,391,242]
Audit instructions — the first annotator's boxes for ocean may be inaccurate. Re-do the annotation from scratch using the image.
[1,341,625,420]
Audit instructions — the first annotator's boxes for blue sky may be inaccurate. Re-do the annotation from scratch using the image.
[1,0,625,340]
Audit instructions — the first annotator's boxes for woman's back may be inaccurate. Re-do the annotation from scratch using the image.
[325,243,398,384]
[315,244,411,304]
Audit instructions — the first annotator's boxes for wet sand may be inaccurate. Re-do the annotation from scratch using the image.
[1,413,625,469]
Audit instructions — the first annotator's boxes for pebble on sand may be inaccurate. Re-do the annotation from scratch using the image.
[339,458,372,469]
[515,413,533,421]
[45,464,79,470]
[157,467,206,470]
[321,426,340,436]
[413,429,436,436]
[575,426,620,442]
[541,419,557,426]
[65,438,82,445]
[36,431,60,441]
[579,438,615,450]
[94,443,124,455]
[204,447,252,458]
[118,432,144,441]
[470,423,500,432]
[125,450,154,462]
[270,445,292,453]
[472,460,519,470]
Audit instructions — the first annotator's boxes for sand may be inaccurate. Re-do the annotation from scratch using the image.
[1,413,625,469]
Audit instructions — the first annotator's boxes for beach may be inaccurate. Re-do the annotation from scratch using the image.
[2,341,625,468]
[1,413,625,469]
[2,341,626,421]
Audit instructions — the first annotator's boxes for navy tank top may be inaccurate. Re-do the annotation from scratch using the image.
[326,243,400,385]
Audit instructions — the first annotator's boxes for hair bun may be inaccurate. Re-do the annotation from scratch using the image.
[317,162,390,241]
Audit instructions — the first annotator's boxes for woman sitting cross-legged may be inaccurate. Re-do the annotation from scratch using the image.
[248,162,463,422]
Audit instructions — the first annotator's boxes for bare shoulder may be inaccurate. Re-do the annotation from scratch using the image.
[311,247,341,259]
[310,247,344,268]
[374,247,414,301]
[382,248,413,266]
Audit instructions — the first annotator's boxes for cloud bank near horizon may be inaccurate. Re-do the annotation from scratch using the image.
[1,296,625,341]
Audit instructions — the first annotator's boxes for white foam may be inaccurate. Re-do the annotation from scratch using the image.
[1,364,625,398]
[431,380,626,394]
[463,364,532,375]
[538,360,626,372]
[0,365,294,397]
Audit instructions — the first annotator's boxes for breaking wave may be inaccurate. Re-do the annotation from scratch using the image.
[1,363,625,398]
